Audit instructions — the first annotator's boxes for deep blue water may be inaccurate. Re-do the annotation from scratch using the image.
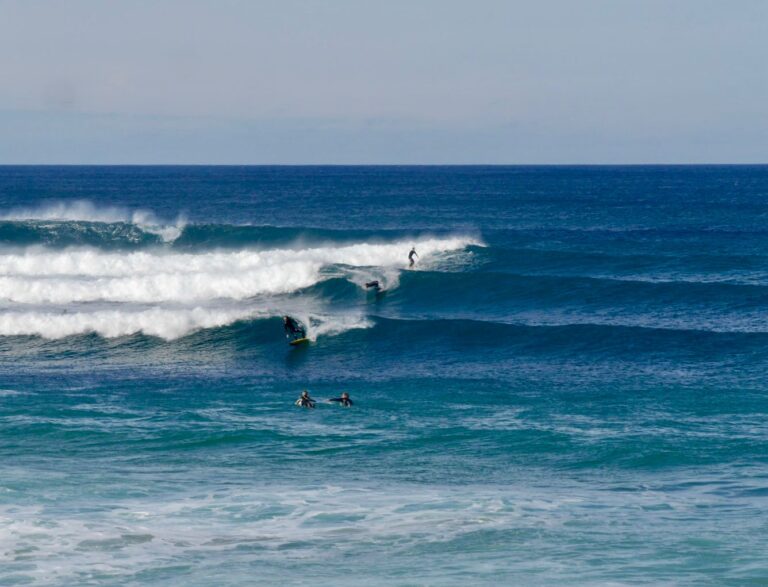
[1,166,767,586]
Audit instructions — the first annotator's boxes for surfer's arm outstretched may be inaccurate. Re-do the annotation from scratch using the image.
[328,393,353,407]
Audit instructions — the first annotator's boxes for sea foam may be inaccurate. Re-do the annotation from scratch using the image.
[0,237,476,304]
[0,236,478,339]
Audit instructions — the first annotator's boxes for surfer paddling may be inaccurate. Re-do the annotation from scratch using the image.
[295,390,316,408]
[293,390,353,408]
[328,392,353,407]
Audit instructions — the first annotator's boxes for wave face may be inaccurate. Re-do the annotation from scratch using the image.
[3,166,768,587]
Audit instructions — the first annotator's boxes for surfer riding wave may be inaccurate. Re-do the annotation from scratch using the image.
[283,316,306,341]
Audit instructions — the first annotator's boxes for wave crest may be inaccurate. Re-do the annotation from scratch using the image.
[1,200,186,242]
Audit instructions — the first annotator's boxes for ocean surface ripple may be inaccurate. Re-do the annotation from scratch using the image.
[1,166,767,586]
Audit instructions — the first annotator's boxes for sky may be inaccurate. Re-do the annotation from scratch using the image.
[0,0,766,164]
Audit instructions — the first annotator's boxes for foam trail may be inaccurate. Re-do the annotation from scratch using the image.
[293,312,373,341]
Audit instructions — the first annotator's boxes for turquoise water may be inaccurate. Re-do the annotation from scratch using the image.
[1,166,767,585]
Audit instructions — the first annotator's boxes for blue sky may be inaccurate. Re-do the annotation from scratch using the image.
[0,0,765,163]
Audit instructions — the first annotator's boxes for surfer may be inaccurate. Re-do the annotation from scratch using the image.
[283,315,306,340]
[408,247,418,267]
[295,390,316,408]
[328,392,353,407]
[365,280,381,290]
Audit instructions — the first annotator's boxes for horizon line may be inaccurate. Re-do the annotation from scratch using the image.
[1,163,767,168]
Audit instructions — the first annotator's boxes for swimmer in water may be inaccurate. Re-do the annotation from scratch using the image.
[328,392,353,407]
[295,390,316,408]
[408,247,418,267]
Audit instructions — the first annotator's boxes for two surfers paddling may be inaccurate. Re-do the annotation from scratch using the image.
[294,390,353,408]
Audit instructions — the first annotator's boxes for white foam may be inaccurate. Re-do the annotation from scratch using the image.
[1,200,186,242]
[0,485,538,585]
[0,307,374,341]
[0,237,477,304]
[346,266,401,291]
[292,312,373,341]
[0,236,479,339]
[0,307,255,340]
[0,389,24,397]
[0,481,715,586]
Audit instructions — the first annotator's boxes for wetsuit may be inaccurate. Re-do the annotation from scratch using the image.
[408,249,418,267]
[295,395,316,408]
[329,397,353,407]
[365,280,380,289]
[284,317,305,339]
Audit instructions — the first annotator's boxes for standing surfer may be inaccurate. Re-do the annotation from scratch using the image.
[408,247,418,267]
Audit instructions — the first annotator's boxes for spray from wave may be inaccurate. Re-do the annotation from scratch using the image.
[1,200,186,242]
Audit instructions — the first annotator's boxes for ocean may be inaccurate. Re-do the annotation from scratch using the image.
[1,165,766,586]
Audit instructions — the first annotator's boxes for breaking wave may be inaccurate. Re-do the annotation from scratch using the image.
[0,205,481,340]
[1,200,187,242]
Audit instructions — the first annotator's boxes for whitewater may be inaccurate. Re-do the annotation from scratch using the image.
[2,166,768,587]
[0,206,478,338]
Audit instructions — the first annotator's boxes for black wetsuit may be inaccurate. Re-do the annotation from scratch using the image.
[284,317,305,339]
[409,250,418,266]
[296,395,316,408]
[365,280,380,289]
[329,397,353,407]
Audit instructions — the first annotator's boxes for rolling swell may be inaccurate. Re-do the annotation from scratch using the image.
[1,212,767,344]
[0,198,766,355]
[346,317,768,360]
[8,314,768,365]
[483,245,768,285]
[0,220,164,249]
[362,270,768,332]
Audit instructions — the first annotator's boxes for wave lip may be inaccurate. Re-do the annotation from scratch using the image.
[1,200,186,242]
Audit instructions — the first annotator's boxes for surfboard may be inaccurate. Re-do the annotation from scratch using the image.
[289,337,309,346]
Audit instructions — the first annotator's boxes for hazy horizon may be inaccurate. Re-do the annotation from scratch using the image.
[1,0,766,164]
